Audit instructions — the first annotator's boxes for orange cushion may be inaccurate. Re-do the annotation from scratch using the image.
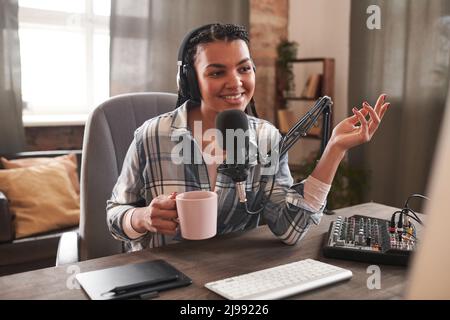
[0,162,80,239]
[1,153,80,195]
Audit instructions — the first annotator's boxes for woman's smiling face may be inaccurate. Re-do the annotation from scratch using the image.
[194,39,255,114]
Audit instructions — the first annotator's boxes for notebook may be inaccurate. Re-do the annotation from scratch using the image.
[76,259,192,300]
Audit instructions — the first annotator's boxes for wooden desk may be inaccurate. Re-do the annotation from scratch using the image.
[0,202,420,300]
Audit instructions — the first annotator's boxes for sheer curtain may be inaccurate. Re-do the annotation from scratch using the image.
[348,0,450,209]
[109,0,249,96]
[0,0,25,154]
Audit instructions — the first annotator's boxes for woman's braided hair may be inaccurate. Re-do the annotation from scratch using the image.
[185,24,249,68]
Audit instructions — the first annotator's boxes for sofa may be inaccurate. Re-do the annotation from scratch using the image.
[0,150,81,276]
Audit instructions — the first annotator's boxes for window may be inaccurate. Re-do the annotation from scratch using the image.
[18,0,110,119]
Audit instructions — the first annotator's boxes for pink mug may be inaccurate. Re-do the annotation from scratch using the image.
[175,191,218,240]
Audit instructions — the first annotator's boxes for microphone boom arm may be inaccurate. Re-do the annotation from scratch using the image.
[280,96,333,158]
[244,96,333,216]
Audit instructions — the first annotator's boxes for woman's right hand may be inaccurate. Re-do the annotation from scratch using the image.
[132,193,179,235]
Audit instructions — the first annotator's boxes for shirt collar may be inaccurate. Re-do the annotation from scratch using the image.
[169,100,259,160]
[169,100,191,139]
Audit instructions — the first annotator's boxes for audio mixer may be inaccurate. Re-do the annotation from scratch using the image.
[322,215,417,266]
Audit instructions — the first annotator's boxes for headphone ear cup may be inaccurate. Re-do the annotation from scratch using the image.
[178,65,189,98]
[185,64,201,102]
[176,65,183,94]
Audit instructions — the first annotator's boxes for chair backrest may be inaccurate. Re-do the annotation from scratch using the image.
[79,92,178,260]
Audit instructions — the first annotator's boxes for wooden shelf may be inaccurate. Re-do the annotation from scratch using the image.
[284,97,317,101]
[288,58,329,63]
[275,57,335,145]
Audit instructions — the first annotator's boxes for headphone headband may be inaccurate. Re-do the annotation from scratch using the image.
[177,24,214,65]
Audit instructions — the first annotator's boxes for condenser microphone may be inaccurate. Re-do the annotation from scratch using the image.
[215,109,250,203]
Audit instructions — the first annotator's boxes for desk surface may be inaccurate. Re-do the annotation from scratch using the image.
[0,202,420,300]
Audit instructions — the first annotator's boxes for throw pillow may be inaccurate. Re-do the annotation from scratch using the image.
[1,153,80,195]
[0,161,80,238]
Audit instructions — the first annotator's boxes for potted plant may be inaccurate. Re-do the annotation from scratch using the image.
[276,39,299,133]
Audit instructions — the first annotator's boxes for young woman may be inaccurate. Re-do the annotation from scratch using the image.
[107,24,390,251]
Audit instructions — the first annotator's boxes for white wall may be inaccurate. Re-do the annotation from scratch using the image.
[287,0,351,164]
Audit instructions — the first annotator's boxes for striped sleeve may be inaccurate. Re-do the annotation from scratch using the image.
[303,175,331,211]
[258,125,325,245]
[106,130,146,242]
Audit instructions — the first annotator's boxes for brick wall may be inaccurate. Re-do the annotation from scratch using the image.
[25,2,288,151]
[25,126,84,151]
[250,0,288,123]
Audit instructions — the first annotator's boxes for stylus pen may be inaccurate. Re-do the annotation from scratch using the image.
[139,291,159,300]
[103,274,179,296]
[111,287,160,300]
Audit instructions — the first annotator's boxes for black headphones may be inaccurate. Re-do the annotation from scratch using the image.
[176,24,258,117]
[176,24,212,103]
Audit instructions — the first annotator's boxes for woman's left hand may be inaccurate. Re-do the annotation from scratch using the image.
[329,93,391,152]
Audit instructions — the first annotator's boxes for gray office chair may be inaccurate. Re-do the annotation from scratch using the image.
[56,92,178,265]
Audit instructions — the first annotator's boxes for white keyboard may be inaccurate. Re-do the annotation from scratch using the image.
[205,259,352,300]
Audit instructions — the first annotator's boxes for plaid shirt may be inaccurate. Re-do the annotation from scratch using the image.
[106,102,324,251]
